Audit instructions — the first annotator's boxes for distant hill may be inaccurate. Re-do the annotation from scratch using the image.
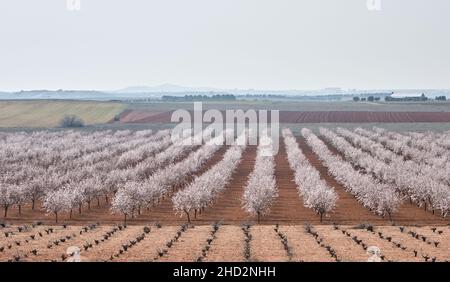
[115,83,219,93]
[0,90,117,100]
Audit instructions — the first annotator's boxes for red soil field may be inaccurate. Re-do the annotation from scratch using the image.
[279,111,450,123]
[118,110,169,123]
[116,110,195,124]
[119,110,450,123]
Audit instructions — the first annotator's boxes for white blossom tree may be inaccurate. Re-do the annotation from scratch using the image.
[0,184,16,217]
[111,187,135,224]
[43,189,70,223]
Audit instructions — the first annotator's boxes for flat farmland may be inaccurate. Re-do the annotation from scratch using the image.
[0,100,125,127]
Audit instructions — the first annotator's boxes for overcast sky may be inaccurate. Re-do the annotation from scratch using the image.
[1,0,449,91]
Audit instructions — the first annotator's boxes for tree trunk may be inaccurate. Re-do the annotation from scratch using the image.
[55,212,58,223]
[32,199,35,210]
[79,204,82,214]
[257,211,260,224]
[184,210,191,223]
[4,206,8,218]
[105,195,108,203]
[88,200,91,211]
[97,198,100,207]
[320,213,323,222]
[70,209,73,219]
[194,209,197,219]
[388,212,392,222]
[18,204,21,215]
[124,214,127,225]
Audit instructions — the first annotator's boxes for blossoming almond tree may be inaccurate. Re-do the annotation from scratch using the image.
[43,189,70,223]
[111,187,135,225]
[0,184,16,218]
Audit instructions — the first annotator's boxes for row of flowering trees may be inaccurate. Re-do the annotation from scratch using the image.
[282,128,337,221]
[355,127,450,186]
[242,131,278,223]
[384,128,450,156]
[301,128,401,221]
[332,127,450,217]
[172,131,247,222]
[382,128,449,165]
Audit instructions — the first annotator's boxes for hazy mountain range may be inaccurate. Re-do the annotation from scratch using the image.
[0,84,448,100]
[115,83,222,94]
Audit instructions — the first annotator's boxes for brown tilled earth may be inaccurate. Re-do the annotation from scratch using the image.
[1,224,449,262]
